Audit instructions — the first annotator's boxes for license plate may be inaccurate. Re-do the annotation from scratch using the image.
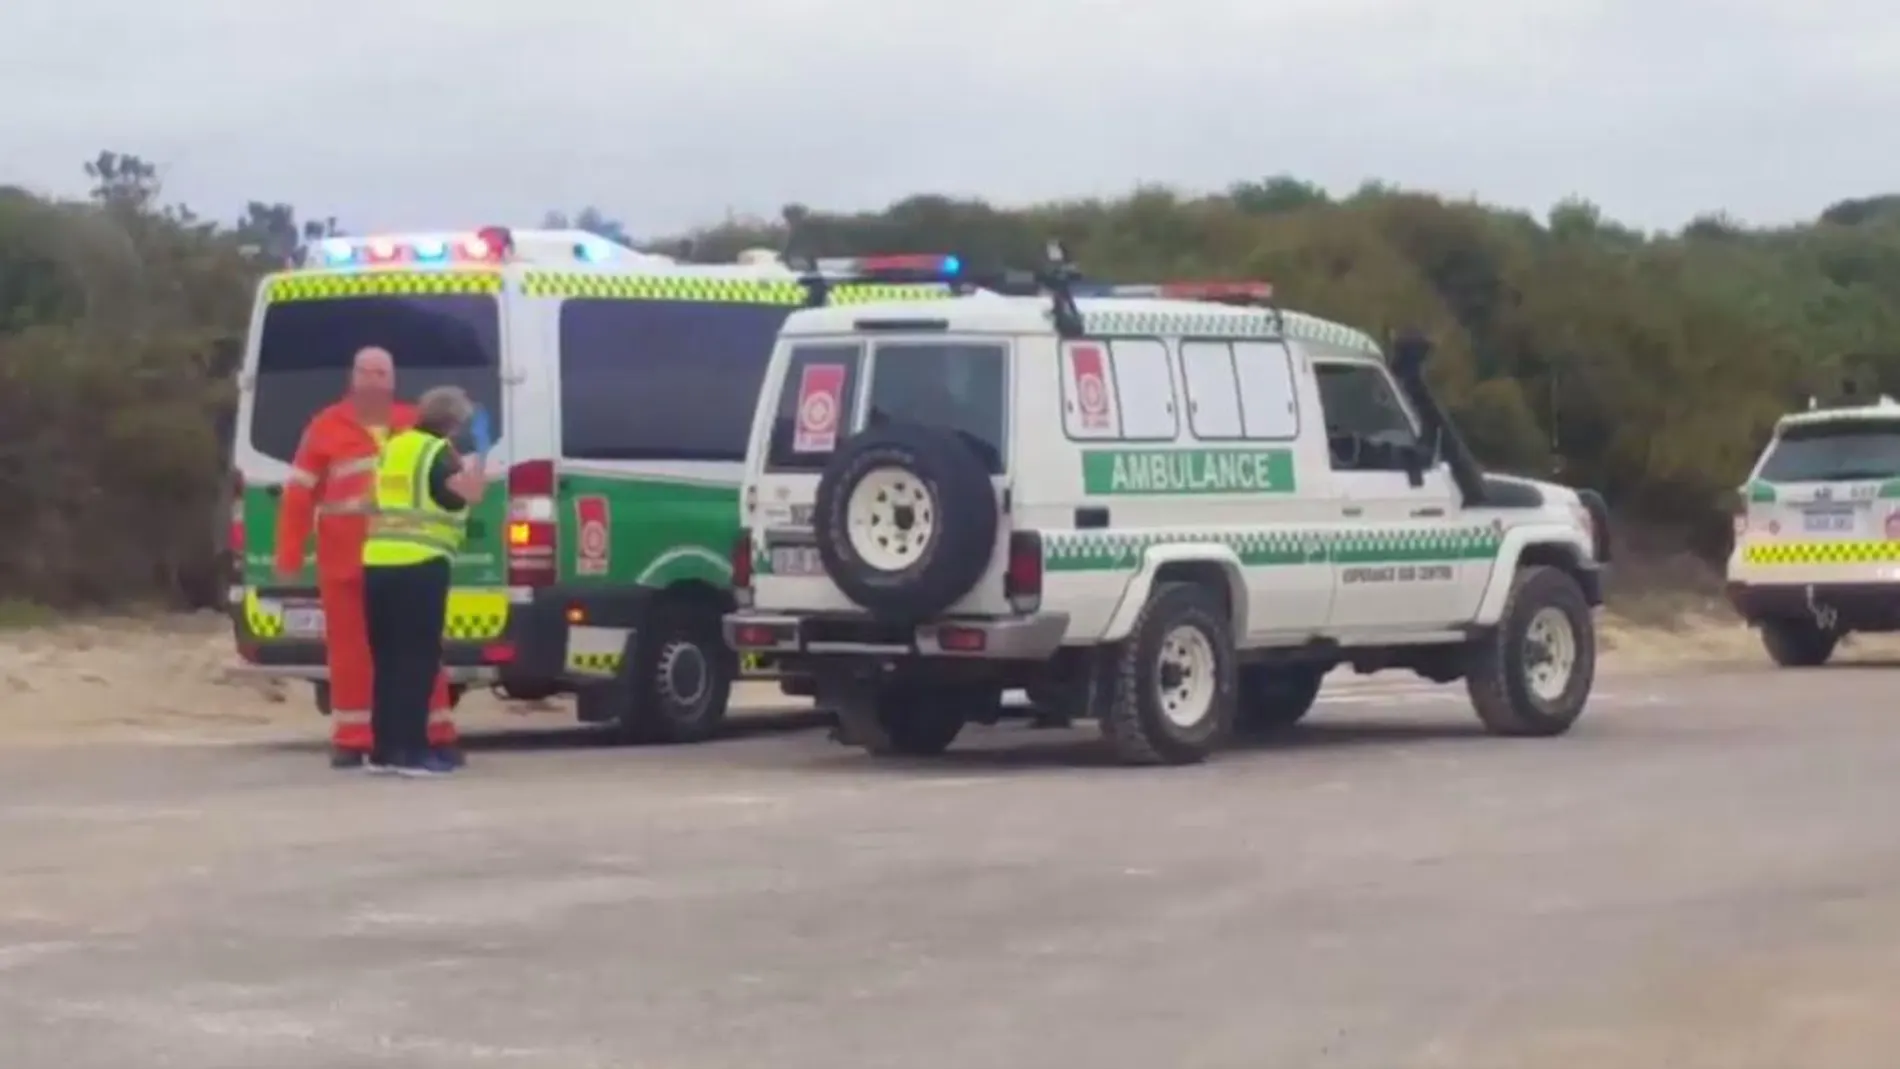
[1804,509,1854,533]
[283,605,326,638]
[769,545,823,576]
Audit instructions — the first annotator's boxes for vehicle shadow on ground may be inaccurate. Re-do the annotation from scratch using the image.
[802,716,1491,773]
[241,707,832,757]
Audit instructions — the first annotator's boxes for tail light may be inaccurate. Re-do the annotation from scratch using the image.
[1005,531,1043,614]
[507,460,558,588]
[227,469,246,576]
[732,531,753,607]
[1729,487,1749,539]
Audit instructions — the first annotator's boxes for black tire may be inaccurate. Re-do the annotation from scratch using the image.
[1094,582,1237,765]
[1465,565,1596,737]
[1759,617,1838,667]
[1235,664,1326,734]
[617,602,735,744]
[812,424,998,621]
[834,683,995,756]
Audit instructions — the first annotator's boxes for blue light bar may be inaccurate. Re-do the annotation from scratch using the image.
[812,253,962,279]
[320,238,354,266]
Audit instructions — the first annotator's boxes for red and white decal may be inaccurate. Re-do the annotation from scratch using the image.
[1069,343,1111,430]
[575,494,610,576]
[793,363,846,453]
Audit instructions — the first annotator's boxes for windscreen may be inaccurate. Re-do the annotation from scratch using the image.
[248,294,502,465]
[1756,419,1900,483]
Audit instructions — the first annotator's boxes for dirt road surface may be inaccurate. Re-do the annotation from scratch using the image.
[5,615,1900,1067]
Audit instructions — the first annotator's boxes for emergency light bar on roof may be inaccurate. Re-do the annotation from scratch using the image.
[299,227,664,271]
[791,240,1280,337]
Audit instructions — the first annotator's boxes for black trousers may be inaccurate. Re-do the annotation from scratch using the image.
[363,557,451,762]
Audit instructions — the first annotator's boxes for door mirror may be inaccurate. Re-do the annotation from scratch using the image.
[1402,441,1427,487]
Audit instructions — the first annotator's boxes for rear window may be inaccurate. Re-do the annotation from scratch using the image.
[764,341,1010,474]
[766,344,864,472]
[559,300,789,461]
[866,342,1008,473]
[249,295,503,465]
[1757,420,1900,483]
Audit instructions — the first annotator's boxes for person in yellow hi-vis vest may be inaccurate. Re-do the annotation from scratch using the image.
[362,387,490,777]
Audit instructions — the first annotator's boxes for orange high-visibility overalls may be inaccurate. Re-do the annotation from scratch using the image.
[276,400,459,757]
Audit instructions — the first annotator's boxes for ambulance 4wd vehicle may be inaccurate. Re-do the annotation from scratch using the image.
[1726,394,1900,667]
[724,252,1614,764]
[228,228,944,741]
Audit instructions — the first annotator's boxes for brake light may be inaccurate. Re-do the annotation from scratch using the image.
[507,460,558,588]
[228,469,245,568]
[732,531,753,607]
[1005,531,1043,614]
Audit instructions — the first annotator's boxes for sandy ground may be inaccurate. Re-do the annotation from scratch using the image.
[6,663,1900,1066]
[3,604,1898,747]
[0,611,802,747]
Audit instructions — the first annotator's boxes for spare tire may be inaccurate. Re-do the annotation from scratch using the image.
[813,423,998,621]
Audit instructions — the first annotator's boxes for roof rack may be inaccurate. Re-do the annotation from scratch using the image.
[786,241,1281,337]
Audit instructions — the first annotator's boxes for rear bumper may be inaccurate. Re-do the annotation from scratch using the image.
[1726,580,1900,630]
[724,610,1069,661]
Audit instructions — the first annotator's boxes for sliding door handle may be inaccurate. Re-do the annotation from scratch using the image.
[1411,507,1445,518]
[1341,506,1363,517]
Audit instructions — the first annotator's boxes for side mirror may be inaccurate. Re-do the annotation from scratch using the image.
[1402,442,1427,487]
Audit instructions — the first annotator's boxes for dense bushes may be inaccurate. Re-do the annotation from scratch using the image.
[7,152,1899,608]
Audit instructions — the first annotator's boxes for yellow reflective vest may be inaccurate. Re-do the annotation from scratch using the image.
[362,430,467,567]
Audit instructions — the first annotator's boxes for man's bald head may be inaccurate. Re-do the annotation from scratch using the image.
[348,346,395,411]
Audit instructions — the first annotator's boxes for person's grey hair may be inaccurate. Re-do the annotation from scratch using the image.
[416,386,474,436]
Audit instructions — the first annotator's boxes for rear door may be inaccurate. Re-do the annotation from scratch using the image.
[1742,417,1900,576]
[233,273,508,643]
[748,335,1014,616]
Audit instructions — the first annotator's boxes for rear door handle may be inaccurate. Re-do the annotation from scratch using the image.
[1341,506,1363,517]
[1411,507,1445,518]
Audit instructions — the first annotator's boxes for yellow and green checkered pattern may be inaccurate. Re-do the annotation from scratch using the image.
[1742,541,1900,565]
[241,587,508,641]
[521,271,953,305]
[565,651,623,675]
[266,271,501,302]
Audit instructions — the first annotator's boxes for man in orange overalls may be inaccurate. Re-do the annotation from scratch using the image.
[275,346,462,768]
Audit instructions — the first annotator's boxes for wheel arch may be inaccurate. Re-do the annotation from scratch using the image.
[1100,545,1248,642]
[1471,525,1596,626]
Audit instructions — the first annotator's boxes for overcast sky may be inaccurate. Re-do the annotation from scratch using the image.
[4,0,1897,239]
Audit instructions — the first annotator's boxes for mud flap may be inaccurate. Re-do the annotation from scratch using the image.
[573,625,643,725]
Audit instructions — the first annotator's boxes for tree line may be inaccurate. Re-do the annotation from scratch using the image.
[5,151,1898,609]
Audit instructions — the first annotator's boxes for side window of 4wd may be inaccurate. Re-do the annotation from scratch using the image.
[1313,361,1421,471]
[1176,340,1301,441]
[1060,339,1178,440]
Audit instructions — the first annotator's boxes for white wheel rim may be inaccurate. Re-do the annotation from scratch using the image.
[845,468,937,572]
[1524,607,1577,702]
[1157,625,1217,728]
